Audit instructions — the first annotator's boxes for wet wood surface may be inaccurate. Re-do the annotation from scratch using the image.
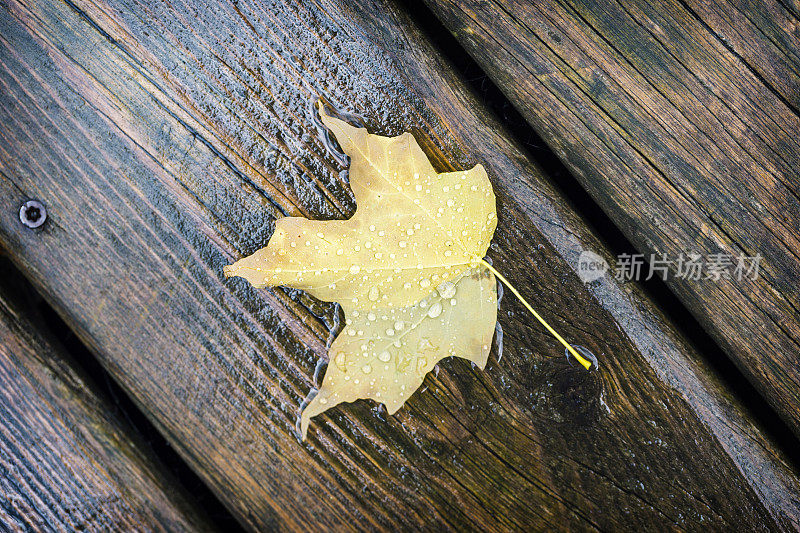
[0,0,799,530]
[0,259,211,531]
[422,0,800,439]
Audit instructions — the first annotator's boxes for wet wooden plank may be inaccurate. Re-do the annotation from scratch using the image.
[0,258,212,531]
[422,0,800,438]
[0,0,798,530]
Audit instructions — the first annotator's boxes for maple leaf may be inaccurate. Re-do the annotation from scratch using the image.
[225,106,498,438]
[225,104,593,439]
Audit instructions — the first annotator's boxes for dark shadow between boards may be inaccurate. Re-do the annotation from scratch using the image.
[400,0,800,471]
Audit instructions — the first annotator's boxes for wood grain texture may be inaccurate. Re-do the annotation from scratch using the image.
[0,259,211,532]
[422,0,800,438]
[0,0,798,530]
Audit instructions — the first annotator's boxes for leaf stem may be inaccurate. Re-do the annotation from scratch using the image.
[479,259,592,370]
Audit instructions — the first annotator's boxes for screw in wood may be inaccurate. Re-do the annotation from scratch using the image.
[19,200,47,229]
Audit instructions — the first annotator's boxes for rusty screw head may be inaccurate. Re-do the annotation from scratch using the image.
[19,200,47,229]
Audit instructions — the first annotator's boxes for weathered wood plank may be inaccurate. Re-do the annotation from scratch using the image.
[0,0,798,530]
[684,0,800,108]
[422,0,800,438]
[0,258,212,531]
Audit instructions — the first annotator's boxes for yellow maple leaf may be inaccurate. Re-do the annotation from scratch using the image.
[225,104,591,439]
[225,106,497,437]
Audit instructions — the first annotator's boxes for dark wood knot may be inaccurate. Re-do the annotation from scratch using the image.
[505,350,605,427]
